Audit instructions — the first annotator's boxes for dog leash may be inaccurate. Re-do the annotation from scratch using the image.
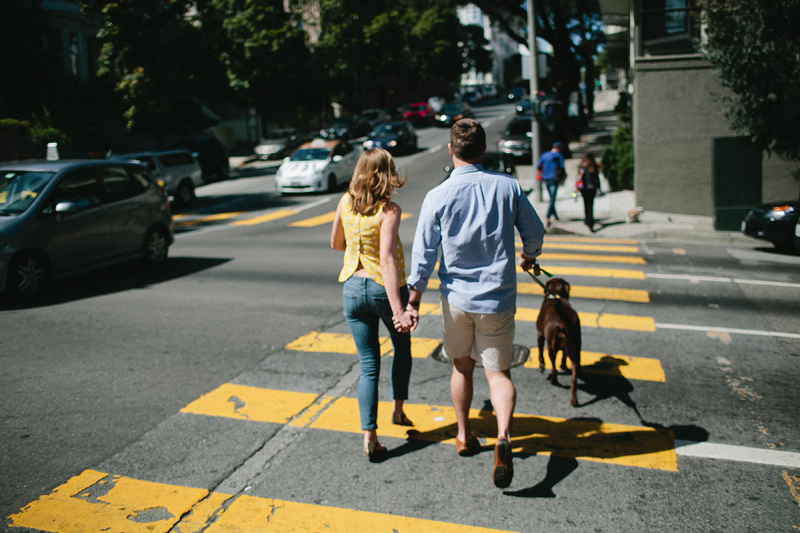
[526,267,560,298]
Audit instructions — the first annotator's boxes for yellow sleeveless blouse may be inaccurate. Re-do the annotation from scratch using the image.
[338,193,406,287]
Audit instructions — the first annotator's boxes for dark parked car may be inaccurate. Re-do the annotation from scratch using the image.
[362,122,418,155]
[497,116,534,162]
[741,200,800,253]
[0,159,173,302]
[254,129,312,160]
[434,103,475,127]
[170,135,229,183]
[320,116,371,140]
[507,86,527,102]
[516,97,532,116]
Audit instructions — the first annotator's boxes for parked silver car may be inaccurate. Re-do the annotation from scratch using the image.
[0,160,174,302]
[110,149,203,206]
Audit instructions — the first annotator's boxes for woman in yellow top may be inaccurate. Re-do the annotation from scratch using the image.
[331,148,417,461]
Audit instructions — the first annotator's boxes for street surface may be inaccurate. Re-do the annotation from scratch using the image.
[2,103,800,532]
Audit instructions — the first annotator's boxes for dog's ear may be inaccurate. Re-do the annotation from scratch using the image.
[563,281,570,296]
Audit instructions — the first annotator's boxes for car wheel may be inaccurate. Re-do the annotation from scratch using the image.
[175,181,195,206]
[7,252,50,302]
[144,227,169,267]
[327,174,337,193]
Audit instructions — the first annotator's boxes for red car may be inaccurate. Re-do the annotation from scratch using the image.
[403,102,435,126]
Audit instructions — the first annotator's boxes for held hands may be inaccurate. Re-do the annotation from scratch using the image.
[392,305,419,333]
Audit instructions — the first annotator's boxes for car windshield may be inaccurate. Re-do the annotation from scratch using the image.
[290,148,331,161]
[507,120,532,135]
[369,124,402,136]
[441,104,463,114]
[0,171,55,214]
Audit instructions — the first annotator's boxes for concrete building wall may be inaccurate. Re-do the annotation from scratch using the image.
[634,56,735,216]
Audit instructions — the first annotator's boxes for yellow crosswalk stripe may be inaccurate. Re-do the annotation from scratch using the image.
[541,236,640,245]
[285,331,440,359]
[9,470,517,533]
[525,350,666,382]
[538,252,647,265]
[517,282,650,302]
[309,397,677,471]
[180,383,319,423]
[230,209,298,226]
[283,332,663,382]
[175,212,245,226]
[289,211,336,227]
[289,211,413,228]
[540,243,640,253]
[516,265,646,279]
[419,303,657,332]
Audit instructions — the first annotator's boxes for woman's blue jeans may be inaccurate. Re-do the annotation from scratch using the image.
[343,276,411,430]
[545,180,559,219]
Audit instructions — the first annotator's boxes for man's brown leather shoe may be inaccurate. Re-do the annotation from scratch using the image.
[493,437,513,488]
[455,433,482,456]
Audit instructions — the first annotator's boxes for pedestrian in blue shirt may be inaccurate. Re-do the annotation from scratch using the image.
[536,142,566,227]
[401,118,544,488]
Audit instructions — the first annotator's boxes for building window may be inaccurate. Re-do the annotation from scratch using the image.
[640,0,700,56]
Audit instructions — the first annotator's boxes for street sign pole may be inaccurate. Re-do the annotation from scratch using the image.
[527,0,542,200]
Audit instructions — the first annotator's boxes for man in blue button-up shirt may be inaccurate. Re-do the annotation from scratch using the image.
[404,119,544,488]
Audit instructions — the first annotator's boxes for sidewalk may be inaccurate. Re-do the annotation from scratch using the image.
[518,90,754,247]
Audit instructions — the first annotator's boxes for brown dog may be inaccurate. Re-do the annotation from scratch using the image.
[536,278,581,406]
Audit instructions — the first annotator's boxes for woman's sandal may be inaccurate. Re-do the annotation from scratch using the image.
[392,412,414,426]
[363,441,388,461]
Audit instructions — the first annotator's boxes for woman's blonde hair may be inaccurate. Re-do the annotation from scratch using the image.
[348,148,407,216]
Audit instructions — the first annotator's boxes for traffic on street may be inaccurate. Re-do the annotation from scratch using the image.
[3,102,800,532]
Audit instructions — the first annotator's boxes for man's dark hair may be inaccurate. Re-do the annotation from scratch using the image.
[450,118,486,162]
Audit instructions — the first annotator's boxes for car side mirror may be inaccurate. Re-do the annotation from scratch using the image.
[333,155,343,162]
[55,201,78,215]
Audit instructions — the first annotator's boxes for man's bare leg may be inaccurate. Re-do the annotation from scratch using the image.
[484,368,515,439]
[450,356,475,442]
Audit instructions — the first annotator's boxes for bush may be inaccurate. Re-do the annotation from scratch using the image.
[601,124,634,191]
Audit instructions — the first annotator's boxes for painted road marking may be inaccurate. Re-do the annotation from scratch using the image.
[674,440,800,468]
[525,350,666,382]
[543,243,640,253]
[419,303,658,332]
[541,237,640,245]
[656,323,800,340]
[285,331,441,358]
[309,397,678,471]
[538,252,647,265]
[180,383,318,423]
[290,211,412,227]
[284,332,664,383]
[230,209,298,226]
[517,282,650,303]
[8,470,516,533]
[646,273,800,289]
[516,265,646,279]
[175,212,245,226]
[289,210,336,227]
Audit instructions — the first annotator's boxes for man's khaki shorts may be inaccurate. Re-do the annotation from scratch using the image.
[440,294,516,372]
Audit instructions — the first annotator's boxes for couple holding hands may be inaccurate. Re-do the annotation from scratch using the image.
[331,119,544,488]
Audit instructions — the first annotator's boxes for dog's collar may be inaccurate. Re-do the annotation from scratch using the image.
[545,293,561,300]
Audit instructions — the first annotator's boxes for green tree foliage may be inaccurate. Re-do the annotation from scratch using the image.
[602,124,633,191]
[697,0,800,162]
[315,0,465,111]
[203,0,316,125]
[87,0,222,141]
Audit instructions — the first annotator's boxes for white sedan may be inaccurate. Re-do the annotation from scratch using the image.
[274,139,361,194]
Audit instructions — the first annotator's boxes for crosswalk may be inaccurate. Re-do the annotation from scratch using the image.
[9,222,798,532]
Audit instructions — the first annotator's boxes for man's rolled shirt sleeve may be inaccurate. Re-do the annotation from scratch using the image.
[407,197,440,293]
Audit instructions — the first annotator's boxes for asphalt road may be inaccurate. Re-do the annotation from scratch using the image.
[2,103,800,532]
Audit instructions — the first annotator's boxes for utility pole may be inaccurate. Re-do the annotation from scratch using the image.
[527,0,542,200]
